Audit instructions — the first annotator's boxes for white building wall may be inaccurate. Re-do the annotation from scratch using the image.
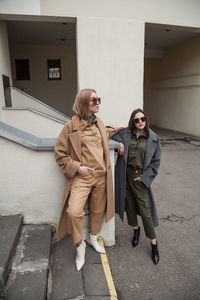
[40,0,200,28]
[144,36,200,136]
[0,21,12,108]
[77,17,144,126]
[0,136,64,225]
[0,0,40,15]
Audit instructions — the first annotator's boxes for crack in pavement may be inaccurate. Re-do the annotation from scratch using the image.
[159,214,199,223]
[160,137,200,147]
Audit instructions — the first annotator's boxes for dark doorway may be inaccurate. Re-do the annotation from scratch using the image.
[15,59,30,80]
[2,75,12,107]
[7,20,77,116]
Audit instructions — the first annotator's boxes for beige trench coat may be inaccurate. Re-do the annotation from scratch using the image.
[54,115,119,240]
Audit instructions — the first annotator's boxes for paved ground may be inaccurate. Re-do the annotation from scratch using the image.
[49,235,112,300]
[106,128,200,300]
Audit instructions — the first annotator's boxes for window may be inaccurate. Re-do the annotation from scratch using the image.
[47,59,62,80]
[15,59,30,80]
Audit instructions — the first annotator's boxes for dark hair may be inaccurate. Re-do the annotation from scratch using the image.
[128,108,149,137]
[73,88,96,119]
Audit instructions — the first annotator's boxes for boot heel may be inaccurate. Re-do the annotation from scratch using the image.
[87,234,105,254]
[131,226,140,248]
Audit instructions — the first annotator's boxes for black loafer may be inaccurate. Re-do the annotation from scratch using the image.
[131,226,140,248]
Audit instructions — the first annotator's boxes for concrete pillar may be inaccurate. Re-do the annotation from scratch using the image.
[76,17,145,126]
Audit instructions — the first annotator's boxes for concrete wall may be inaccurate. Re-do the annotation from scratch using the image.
[0,0,40,15]
[1,0,200,29]
[77,17,144,126]
[10,43,77,116]
[0,21,12,107]
[0,136,65,224]
[40,0,200,28]
[144,36,200,136]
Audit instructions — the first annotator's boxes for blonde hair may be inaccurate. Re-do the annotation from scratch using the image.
[72,89,96,119]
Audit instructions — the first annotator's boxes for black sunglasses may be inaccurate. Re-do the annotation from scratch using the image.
[134,116,146,124]
[90,97,101,105]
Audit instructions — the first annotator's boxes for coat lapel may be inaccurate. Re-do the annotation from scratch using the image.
[143,129,157,169]
[96,117,109,158]
[69,131,81,161]
[124,131,132,161]
[68,115,81,162]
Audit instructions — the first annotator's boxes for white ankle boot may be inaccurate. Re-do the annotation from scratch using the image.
[87,234,106,254]
[75,240,86,271]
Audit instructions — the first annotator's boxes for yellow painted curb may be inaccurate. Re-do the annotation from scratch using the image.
[98,237,118,300]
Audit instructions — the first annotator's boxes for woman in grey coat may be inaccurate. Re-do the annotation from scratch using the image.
[112,108,161,265]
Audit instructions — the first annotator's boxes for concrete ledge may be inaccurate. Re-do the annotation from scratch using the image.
[0,215,23,296]
[4,225,52,300]
[0,121,57,151]
[4,270,48,300]
[0,121,119,151]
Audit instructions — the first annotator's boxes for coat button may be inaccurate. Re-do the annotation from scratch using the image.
[135,170,138,174]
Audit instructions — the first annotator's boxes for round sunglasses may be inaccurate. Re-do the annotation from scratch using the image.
[90,97,101,105]
[134,116,146,124]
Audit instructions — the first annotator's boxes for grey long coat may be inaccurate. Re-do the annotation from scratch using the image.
[111,128,161,226]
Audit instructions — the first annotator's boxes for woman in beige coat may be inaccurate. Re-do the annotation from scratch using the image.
[55,89,120,271]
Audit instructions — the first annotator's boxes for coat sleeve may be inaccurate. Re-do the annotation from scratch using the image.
[105,125,121,140]
[54,125,81,178]
[140,138,161,188]
[111,129,126,144]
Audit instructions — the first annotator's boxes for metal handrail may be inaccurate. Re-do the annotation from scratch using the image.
[10,86,71,120]
[2,107,68,125]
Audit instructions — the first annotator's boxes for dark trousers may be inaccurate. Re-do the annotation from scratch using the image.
[125,169,156,239]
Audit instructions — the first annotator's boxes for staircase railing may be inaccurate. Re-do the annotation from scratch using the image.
[9,87,71,123]
[2,106,67,125]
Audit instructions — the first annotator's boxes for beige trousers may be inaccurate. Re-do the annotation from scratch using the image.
[67,172,107,244]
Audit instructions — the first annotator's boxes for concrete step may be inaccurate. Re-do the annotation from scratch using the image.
[49,235,110,300]
[3,225,52,300]
[0,215,23,296]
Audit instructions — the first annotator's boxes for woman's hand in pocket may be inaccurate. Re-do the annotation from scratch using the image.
[78,166,94,176]
[134,176,142,182]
